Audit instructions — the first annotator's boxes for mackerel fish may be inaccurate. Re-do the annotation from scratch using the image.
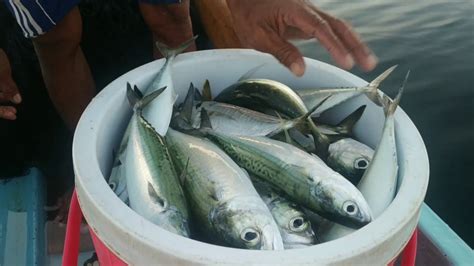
[201,120,372,228]
[124,84,190,237]
[322,71,409,241]
[165,128,284,250]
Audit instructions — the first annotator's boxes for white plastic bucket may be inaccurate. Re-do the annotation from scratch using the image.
[73,49,429,265]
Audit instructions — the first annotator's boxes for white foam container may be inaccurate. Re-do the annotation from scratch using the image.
[73,49,429,265]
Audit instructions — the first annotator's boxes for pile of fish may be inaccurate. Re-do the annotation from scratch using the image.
[107,37,410,250]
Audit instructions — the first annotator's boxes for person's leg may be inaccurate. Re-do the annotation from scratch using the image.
[32,7,95,130]
[138,0,196,58]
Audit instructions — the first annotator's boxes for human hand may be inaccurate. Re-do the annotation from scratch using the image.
[139,0,196,59]
[226,0,377,76]
[0,49,21,120]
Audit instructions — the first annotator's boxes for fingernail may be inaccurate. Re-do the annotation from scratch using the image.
[345,54,355,69]
[12,94,22,104]
[290,61,305,77]
[365,54,378,71]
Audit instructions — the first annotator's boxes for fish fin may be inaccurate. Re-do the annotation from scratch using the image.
[127,83,167,111]
[286,163,311,179]
[155,35,198,59]
[295,95,332,125]
[147,182,167,209]
[126,83,141,108]
[199,109,213,129]
[202,79,213,101]
[238,63,267,81]
[194,86,203,101]
[182,83,196,122]
[335,105,367,135]
[370,65,398,88]
[179,158,190,185]
[307,119,330,159]
[366,65,398,106]
[385,70,409,116]
[283,127,294,145]
[133,85,143,99]
[140,86,168,109]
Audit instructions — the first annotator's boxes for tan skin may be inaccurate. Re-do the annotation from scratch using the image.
[3,0,376,221]
[0,48,21,120]
[226,0,377,76]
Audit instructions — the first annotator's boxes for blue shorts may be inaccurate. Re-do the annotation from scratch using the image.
[3,0,181,38]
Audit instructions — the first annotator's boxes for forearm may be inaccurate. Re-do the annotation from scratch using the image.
[32,7,95,130]
[0,48,11,78]
[34,44,94,129]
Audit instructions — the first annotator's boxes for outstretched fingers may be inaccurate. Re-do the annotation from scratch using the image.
[314,8,377,71]
[286,6,354,70]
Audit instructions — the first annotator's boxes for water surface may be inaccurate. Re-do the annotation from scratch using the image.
[300,0,474,247]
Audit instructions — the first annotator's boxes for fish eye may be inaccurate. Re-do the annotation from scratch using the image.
[354,158,369,170]
[109,182,116,191]
[241,228,261,245]
[343,201,359,216]
[289,217,308,232]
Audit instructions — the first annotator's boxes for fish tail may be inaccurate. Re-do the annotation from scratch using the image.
[335,105,367,135]
[308,121,330,160]
[126,82,167,111]
[155,35,198,60]
[199,108,213,130]
[202,79,213,101]
[298,95,332,123]
[182,83,196,123]
[237,63,267,81]
[385,70,410,116]
[366,65,398,105]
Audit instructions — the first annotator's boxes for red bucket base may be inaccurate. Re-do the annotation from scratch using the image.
[64,189,418,265]
[89,229,127,266]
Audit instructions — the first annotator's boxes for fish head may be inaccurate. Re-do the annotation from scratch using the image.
[327,139,374,184]
[211,197,284,250]
[310,175,372,228]
[270,201,316,248]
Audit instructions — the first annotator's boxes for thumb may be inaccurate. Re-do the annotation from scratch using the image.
[260,33,306,76]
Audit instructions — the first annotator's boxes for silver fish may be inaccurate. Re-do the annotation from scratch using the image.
[165,128,284,250]
[108,116,132,203]
[201,120,372,228]
[193,100,323,137]
[141,36,196,136]
[124,84,190,237]
[322,71,409,241]
[297,65,397,115]
[252,179,316,248]
[214,78,331,159]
